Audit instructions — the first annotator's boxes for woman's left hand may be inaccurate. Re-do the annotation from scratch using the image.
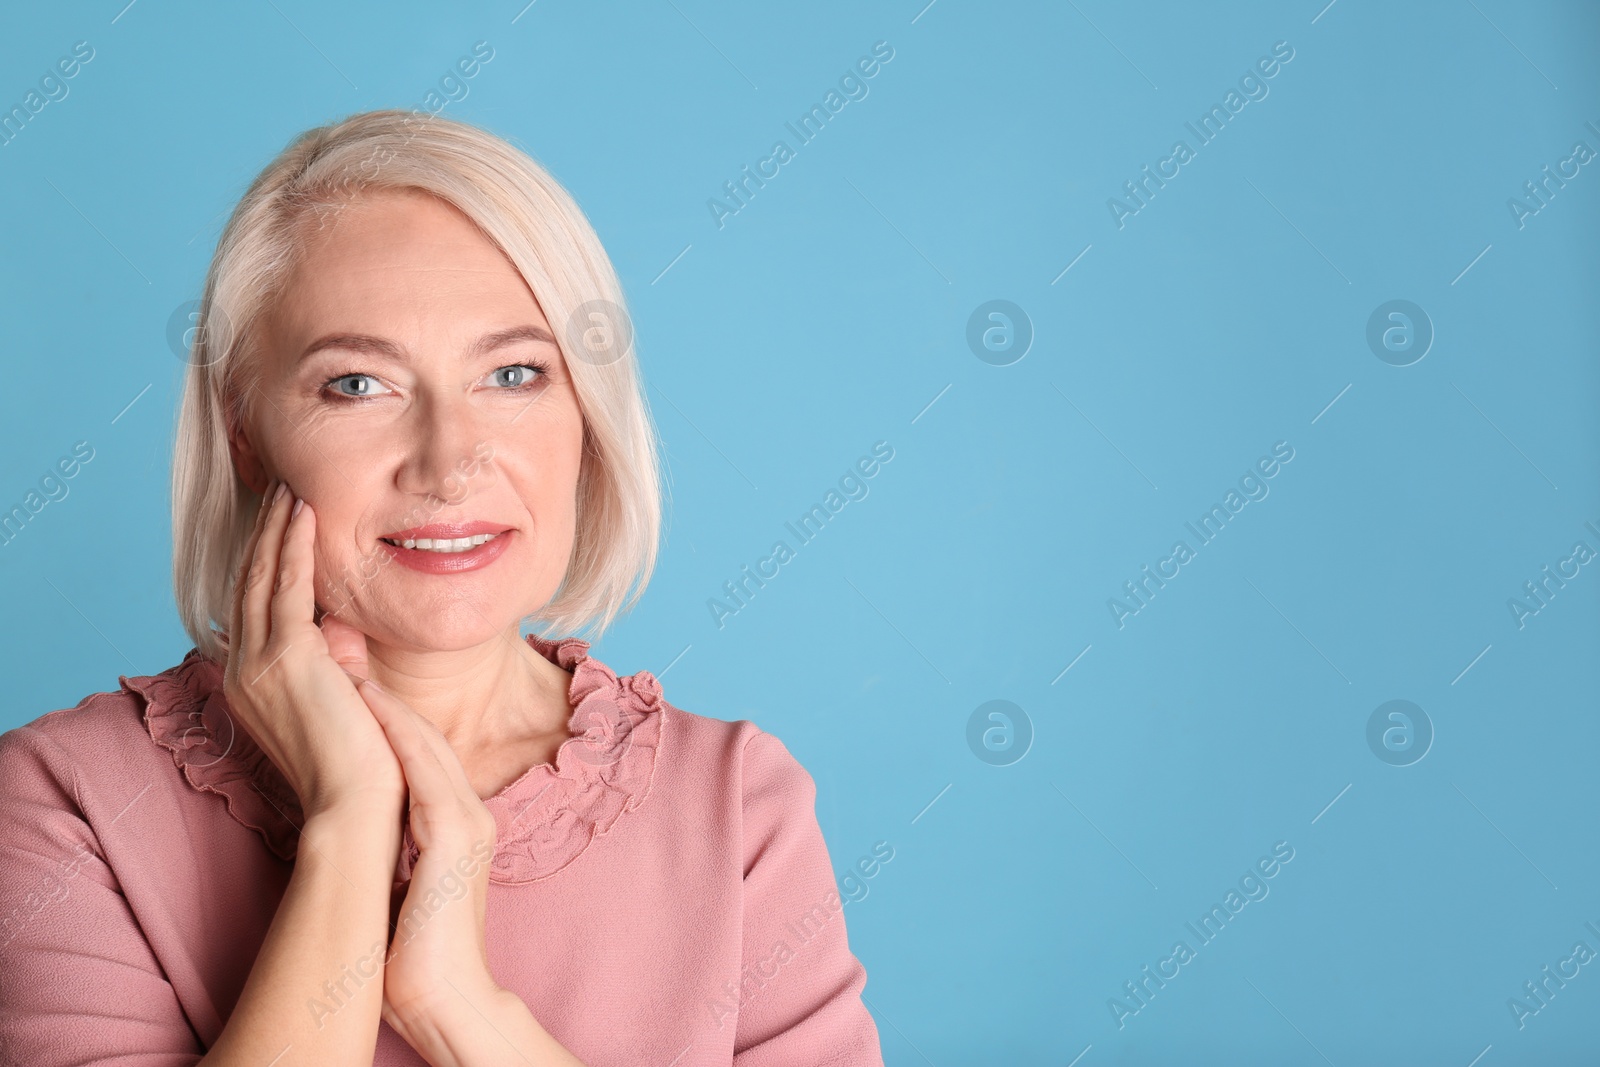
[356,679,589,1066]
[355,677,504,1040]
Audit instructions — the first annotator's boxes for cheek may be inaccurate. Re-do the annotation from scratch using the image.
[500,407,585,496]
[308,499,385,593]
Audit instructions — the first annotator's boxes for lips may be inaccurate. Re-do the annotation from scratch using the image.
[379,521,508,543]
[376,521,516,574]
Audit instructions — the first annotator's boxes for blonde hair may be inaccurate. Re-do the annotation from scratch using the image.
[172,108,662,663]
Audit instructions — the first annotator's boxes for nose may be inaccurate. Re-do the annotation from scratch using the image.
[394,391,490,507]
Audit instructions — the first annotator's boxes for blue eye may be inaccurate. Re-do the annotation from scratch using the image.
[320,364,546,402]
[326,373,392,398]
[488,365,545,388]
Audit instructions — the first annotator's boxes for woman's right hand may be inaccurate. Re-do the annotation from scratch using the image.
[221,480,405,820]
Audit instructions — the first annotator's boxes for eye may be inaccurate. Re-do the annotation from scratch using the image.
[325,373,393,399]
[486,364,546,389]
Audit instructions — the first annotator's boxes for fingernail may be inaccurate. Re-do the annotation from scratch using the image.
[292,497,304,518]
[363,677,383,693]
[274,482,288,503]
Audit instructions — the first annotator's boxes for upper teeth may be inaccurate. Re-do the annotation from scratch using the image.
[385,533,499,553]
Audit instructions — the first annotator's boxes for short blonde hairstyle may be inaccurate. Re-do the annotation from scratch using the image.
[172,108,662,663]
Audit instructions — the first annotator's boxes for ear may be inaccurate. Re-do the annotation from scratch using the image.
[225,407,269,496]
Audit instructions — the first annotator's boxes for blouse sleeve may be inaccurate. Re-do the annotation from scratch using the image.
[0,722,204,1065]
[732,729,884,1066]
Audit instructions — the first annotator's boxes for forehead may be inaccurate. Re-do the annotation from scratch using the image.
[291,187,507,271]
[270,188,549,340]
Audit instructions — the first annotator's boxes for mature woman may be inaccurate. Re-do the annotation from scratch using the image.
[0,110,883,1066]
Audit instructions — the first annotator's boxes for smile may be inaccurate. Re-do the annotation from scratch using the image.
[379,532,499,553]
[375,522,515,574]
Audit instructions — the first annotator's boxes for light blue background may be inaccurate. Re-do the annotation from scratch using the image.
[2,1,1597,1063]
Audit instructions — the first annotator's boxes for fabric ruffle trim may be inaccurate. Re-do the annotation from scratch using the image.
[398,635,666,885]
[123,634,665,885]
[126,650,305,863]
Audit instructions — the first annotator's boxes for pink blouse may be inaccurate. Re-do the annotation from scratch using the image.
[0,634,884,1065]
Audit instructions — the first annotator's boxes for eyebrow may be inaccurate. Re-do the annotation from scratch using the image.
[296,324,559,365]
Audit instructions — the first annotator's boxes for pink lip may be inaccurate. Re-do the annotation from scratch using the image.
[377,524,516,575]
[380,520,511,540]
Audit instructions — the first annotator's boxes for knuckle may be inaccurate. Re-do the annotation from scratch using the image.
[260,635,294,664]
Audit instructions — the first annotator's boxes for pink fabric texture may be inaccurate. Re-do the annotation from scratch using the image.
[0,634,884,1065]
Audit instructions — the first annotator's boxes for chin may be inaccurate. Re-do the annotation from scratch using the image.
[407,597,531,646]
[318,593,526,651]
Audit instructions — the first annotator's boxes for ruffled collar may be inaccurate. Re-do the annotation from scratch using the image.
[123,633,665,885]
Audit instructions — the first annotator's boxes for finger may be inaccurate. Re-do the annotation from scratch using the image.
[268,498,317,641]
[363,684,486,851]
[242,483,295,656]
[359,682,455,798]
[227,479,279,671]
[322,614,370,680]
[230,480,279,652]
[228,481,274,641]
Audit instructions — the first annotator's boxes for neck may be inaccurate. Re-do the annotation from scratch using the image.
[361,626,575,757]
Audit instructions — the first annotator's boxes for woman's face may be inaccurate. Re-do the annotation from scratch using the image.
[231,187,586,652]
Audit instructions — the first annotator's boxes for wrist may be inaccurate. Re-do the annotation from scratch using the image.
[300,800,403,863]
[390,978,514,1064]
[398,983,584,1067]
[303,791,403,827]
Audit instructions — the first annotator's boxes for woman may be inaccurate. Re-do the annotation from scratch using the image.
[0,109,884,1066]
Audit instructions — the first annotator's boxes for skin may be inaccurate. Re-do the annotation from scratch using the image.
[216,186,594,1065]
[232,185,586,794]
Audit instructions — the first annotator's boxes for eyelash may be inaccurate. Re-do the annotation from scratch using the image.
[320,361,551,402]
